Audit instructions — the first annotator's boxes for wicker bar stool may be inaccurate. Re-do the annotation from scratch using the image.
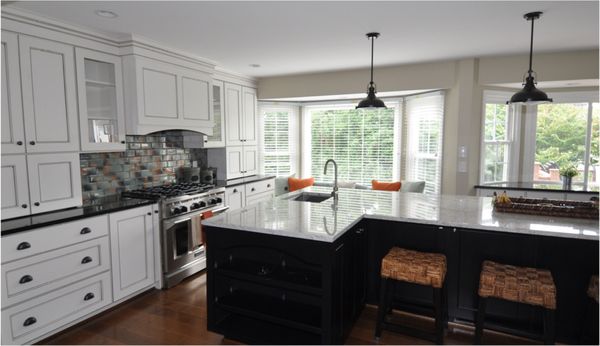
[580,275,599,344]
[375,247,448,344]
[474,260,557,345]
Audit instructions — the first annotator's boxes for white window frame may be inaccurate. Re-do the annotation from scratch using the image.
[258,103,300,176]
[480,90,521,184]
[522,91,599,188]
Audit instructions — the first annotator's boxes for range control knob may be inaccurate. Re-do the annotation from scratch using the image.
[180,206,188,213]
[199,201,207,208]
[172,207,182,215]
[209,199,217,205]
[190,203,201,210]
[215,197,223,203]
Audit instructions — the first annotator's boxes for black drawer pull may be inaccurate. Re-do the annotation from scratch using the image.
[34,202,40,206]
[21,204,28,209]
[17,242,31,250]
[29,141,35,145]
[19,275,33,284]
[147,212,151,216]
[267,184,271,188]
[81,256,93,264]
[23,317,37,327]
[80,227,92,235]
[233,189,237,193]
[16,141,23,146]
[84,292,95,301]
[251,188,255,192]
[120,140,126,144]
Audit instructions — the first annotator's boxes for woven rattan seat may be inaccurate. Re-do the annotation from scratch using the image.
[478,260,556,309]
[380,247,447,288]
[588,275,599,303]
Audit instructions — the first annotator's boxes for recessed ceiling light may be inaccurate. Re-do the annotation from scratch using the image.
[249,64,261,68]
[95,10,118,18]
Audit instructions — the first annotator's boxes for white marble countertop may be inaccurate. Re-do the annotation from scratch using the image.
[202,186,600,243]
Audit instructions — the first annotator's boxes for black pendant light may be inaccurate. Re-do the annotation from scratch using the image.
[507,11,553,105]
[356,32,387,109]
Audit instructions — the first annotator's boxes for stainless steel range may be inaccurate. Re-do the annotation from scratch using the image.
[123,183,227,288]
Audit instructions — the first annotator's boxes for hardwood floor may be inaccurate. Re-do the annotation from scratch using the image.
[41,272,538,345]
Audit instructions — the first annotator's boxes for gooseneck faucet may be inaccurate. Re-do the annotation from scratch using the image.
[323,159,338,200]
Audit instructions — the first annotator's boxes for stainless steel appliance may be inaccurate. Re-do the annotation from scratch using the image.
[123,183,227,288]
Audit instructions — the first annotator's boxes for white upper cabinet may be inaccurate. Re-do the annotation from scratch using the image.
[203,80,226,148]
[1,155,30,219]
[225,83,243,146]
[123,55,214,135]
[1,31,25,155]
[19,36,79,153]
[226,146,244,179]
[75,48,126,152]
[241,87,258,146]
[26,153,82,214]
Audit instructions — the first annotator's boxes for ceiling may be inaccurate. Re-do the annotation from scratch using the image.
[7,1,599,78]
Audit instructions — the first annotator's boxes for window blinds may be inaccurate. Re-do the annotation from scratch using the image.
[261,110,292,176]
[404,92,445,194]
[308,104,398,186]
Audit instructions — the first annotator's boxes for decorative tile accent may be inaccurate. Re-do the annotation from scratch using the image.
[80,134,208,202]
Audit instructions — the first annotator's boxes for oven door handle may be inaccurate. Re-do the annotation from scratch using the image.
[207,206,229,216]
[173,217,192,225]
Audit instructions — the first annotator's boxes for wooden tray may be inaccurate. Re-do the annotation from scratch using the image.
[494,197,599,219]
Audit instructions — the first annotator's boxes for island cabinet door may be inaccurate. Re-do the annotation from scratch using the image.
[109,206,155,301]
[455,229,538,325]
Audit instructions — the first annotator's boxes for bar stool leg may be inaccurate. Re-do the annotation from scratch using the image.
[433,287,444,344]
[474,297,487,344]
[375,278,389,339]
[543,308,556,345]
[443,281,449,329]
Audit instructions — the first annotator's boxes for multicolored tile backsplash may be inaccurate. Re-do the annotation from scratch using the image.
[80,133,207,202]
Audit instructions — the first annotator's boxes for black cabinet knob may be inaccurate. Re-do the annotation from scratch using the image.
[204,139,208,143]
[121,140,126,144]
[29,141,35,145]
[19,275,33,284]
[81,256,93,264]
[34,202,40,206]
[21,204,28,208]
[267,184,271,188]
[80,227,91,235]
[147,212,151,216]
[251,188,255,192]
[84,292,95,301]
[154,210,159,214]
[16,141,23,146]
[17,242,31,250]
[233,189,237,193]
[23,317,37,327]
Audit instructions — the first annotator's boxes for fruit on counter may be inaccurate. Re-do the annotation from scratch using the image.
[496,191,512,204]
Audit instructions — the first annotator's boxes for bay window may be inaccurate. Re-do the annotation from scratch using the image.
[258,104,299,176]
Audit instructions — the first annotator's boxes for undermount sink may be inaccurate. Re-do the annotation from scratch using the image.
[292,192,332,203]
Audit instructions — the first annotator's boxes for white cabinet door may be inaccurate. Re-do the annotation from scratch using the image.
[26,153,82,214]
[241,87,258,146]
[19,36,79,153]
[226,146,244,179]
[204,80,226,148]
[1,31,25,154]
[141,64,179,122]
[1,155,30,219]
[243,145,259,176]
[109,205,155,301]
[246,191,273,207]
[225,186,245,210]
[225,83,243,146]
[181,73,212,126]
[75,48,126,152]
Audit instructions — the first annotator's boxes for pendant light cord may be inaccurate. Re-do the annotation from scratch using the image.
[370,36,375,84]
[528,16,535,75]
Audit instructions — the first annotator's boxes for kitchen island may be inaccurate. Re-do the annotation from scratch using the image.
[203,187,599,344]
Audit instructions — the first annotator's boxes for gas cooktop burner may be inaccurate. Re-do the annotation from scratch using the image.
[122,182,216,199]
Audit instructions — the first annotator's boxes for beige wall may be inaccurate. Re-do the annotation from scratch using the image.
[257,49,599,196]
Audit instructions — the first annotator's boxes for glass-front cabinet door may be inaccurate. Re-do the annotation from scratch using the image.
[75,48,126,151]
[203,80,226,147]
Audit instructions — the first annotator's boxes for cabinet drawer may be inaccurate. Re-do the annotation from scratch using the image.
[1,272,112,345]
[2,237,110,307]
[246,191,273,207]
[245,179,275,197]
[1,215,108,263]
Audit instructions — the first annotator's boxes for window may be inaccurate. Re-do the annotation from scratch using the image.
[404,92,445,194]
[258,105,299,176]
[304,103,399,186]
[480,91,519,184]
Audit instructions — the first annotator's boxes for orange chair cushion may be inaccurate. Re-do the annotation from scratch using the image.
[372,180,401,191]
[288,177,315,192]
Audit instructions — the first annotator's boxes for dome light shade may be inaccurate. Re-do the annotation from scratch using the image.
[356,32,387,109]
[507,11,552,105]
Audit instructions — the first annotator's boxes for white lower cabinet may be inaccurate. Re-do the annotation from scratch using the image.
[1,272,112,345]
[109,205,155,301]
[225,178,275,211]
[225,185,246,210]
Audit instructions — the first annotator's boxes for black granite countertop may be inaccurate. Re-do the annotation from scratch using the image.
[215,174,276,189]
[475,182,599,194]
[1,195,156,236]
